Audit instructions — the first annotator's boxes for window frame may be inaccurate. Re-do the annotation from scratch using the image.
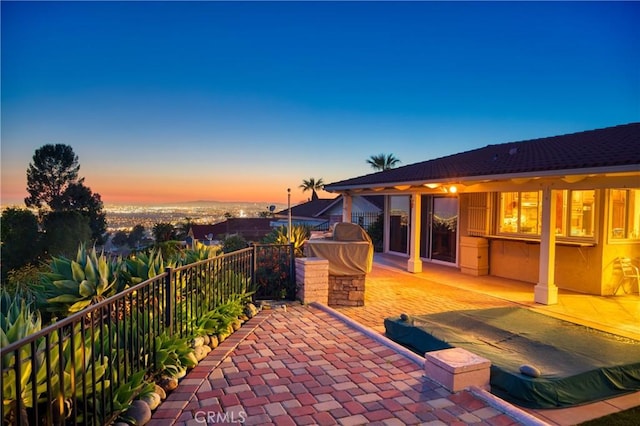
[493,189,598,244]
[496,191,542,236]
[563,189,596,240]
[609,188,640,242]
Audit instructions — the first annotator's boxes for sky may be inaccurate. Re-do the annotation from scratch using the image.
[2,1,639,206]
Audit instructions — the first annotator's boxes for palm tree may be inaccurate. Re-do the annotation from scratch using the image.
[299,177,325,201]
[367,153,401,171]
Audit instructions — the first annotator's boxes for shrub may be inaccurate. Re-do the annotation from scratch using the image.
[222,234,249,253]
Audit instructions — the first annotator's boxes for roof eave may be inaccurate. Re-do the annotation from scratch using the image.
[324,164,640,192]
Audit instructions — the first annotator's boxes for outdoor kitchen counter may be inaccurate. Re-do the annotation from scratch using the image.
[304,239,373,276]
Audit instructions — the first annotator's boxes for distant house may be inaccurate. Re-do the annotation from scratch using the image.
[272,195,383,231]
[188,218,274,245]
[324,122,640,303]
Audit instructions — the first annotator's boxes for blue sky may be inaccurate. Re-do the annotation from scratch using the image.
[2,1,639,205]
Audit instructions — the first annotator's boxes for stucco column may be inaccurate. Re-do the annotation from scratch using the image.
[407,193,423,273]
[534,186,558,305]
[342,193,353,223]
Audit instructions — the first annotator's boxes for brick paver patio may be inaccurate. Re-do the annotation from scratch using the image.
[148,258,640,425]
[332,263,519,333]
[150,304,539,426]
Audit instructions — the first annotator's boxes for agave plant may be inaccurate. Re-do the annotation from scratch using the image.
[50,323,110,423]
[0,290,42,349]
[181,241,220,265]
[111,370,155,416]
[187,294,251,337]
[209,270,253,306]
[188,292,248,336]
[38,243,120,316]
[152,332,197,379]
[263,225,310,257]
[214,296,245,320]
[1,291,46,424]
[1,291,109,424]
[188,309,229,337]
[121,248,166,287]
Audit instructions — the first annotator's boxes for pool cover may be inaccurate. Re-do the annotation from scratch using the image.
[384,307,640,408]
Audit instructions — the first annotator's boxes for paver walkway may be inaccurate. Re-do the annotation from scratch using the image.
[150,304,539,426]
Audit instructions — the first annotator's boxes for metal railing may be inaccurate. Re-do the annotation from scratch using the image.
[0,244,294,425]
[352,212,381,230]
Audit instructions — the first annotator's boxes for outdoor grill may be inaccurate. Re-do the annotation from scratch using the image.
[304,222,373,276]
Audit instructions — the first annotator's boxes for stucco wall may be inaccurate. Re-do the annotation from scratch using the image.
[554,245,602,294]
[489,240,539,283]
[488,240,603,294]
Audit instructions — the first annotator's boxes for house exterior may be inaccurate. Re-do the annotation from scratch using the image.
[273,197,337,230]
[273,195,383,231]
[324,123,640,304]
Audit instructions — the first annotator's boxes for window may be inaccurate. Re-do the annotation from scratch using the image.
[498,191,541,235]
[611,189,640,240]
[569,190,595,237]
[554,190,595,238]
[495,188,640,242]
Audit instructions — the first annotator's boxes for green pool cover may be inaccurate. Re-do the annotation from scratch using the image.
[384,307,640,408]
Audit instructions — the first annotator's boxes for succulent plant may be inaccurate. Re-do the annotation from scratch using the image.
[38,243,120,316]
[215,296,245,320]
[112,370,155,415]
[1,291,46,422]
[121,248,166,286]
[152,333,197,379]
[263,225,310,256]
[2,292,109,424]
[180,241,220,265]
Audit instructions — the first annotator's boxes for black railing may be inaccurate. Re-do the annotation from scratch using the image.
[0,244,294,425]
[311,221,330,231]
[352,212,381,230]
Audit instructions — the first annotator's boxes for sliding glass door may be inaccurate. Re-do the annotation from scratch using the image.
[420,196,458,263]
[388,195,409,254]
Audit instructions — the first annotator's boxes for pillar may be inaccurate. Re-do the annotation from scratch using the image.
[342,193,353,223]
[295,257,329,305]
[407,193,423,273]
[534,186,558,304]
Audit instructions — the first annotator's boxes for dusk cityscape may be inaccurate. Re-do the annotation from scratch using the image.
[102,201,287,232]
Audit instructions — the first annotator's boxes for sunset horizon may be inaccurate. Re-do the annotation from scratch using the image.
[2,2,638,208]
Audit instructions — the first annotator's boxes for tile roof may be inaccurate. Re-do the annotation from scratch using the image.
[276,197,339,218]
[189,218,273,242]
[277,195,385,218]
[325,122,640,190]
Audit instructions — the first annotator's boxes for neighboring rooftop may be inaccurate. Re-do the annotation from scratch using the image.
[189,218,273,242]
[277,197,338,219]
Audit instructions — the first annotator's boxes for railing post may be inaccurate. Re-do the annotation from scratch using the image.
[251,244,257,301]
[164,267,174,336]
[289,242,296,297]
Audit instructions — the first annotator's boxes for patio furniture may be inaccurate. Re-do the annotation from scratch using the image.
[613,257,640,295]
